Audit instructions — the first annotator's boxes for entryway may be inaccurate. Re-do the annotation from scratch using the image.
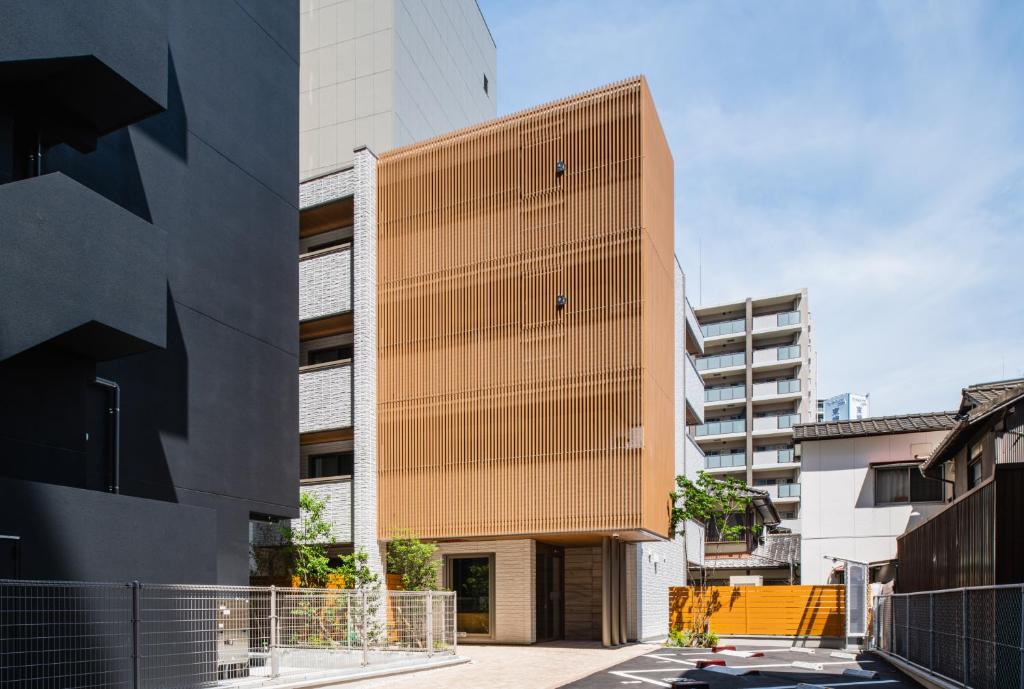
[536,544,564,641]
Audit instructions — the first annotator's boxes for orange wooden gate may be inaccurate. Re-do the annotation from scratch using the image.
[669,585,845,637]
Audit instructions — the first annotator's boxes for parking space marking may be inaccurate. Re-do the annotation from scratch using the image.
[608,670,901,689]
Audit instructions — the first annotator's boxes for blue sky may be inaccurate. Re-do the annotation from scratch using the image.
[478,0,1024,415]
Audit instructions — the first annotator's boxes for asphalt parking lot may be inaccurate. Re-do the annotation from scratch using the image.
[560,644,920,689]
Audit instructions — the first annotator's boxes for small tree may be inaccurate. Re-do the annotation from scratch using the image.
[387,533,440,591]
[667,471,760,647]
[279,492,336,588]
[670,471,759,542]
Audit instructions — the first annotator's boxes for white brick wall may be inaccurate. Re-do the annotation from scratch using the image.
[434,539,535,644]
[299,247,351,321]
[299,165,356,208]
[631,537,688,642]
[251,479,354,548]
[298,363,352,432]
[351,148,383,577]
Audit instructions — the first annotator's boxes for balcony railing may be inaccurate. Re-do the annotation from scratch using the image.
[700,318,745,338]
[299,361,352,433]
[753,344,801,364]
[299,245,351,322]
[752,414,800,431]
[779,483,801,498]
[752,310,800,331]
[696,351,745,371]
[752,379,801,398]
[300,478,353,543]
[762,483,800,499]
[694,419,746,437]
[705,384,745,403]
[706,452,746,470]
[753,448,797,465]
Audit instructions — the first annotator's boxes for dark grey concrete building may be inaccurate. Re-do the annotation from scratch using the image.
[0,0,299,585]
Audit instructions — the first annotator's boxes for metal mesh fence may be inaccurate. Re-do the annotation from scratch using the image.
[873,584,1023,689]
[0,580,455,689]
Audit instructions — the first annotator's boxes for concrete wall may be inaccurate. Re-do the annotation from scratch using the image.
[564,546,601,640]
[300,0,496,178]
[0,0,299,585]
[434,539,535,644]
[800,430,950,584]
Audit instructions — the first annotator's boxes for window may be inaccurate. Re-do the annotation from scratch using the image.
[307,343,353,365]
[448,555,493,637]
[307,452,353,479]
[875,466,943,504]
[967,443,983,489]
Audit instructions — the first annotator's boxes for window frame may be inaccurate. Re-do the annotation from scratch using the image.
[874,465,944,505]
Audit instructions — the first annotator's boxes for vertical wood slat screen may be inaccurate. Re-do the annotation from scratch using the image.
[376,77,675,540]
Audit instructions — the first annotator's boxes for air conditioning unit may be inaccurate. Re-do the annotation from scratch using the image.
[729,575,763,586]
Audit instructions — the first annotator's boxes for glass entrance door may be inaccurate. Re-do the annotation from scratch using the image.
[448,555,493,638]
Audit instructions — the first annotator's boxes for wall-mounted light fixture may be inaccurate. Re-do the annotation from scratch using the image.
[555,160,566,176]
[556,294,567,309]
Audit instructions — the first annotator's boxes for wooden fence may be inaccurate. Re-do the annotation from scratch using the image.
[669,585,845,637]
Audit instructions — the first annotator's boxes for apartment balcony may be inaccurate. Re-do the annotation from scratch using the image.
[700,317,745,341]
[751,344,802,372]
[299,362,352,433]
[751,414,800,436]
[685,354,705,423]
[752,379,801,402]
[705,451,747,475]
[300,478,353,543]
[299,245,352,322]
[752,310,801,334]
[704,383,746,412]
[692,418,746,439]
[752,448,798,467]
[761,483,801,502]
[685,297,704,355]
[695,351,745,373]
[684,433,704,480]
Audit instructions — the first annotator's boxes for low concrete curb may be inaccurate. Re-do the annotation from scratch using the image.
[259,656,471,689]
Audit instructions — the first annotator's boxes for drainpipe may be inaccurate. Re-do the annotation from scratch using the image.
[93,377,121,494]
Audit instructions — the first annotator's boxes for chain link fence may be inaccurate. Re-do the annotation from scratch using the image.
[873,583,1023,688]
[0,579,456,689]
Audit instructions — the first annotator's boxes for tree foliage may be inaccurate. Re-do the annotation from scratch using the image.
[386,532,440,591]
[669,471,759,542]
[279,492,379,590]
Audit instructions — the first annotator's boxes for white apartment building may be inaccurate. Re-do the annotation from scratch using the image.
[300,0,497,178]
[795,412,957,585]
[692,290,817,534]
[817,392,870,422]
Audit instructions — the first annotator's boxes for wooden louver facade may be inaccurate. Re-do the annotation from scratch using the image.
[376,77,676,542]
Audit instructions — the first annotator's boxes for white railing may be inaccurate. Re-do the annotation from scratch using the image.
[696,351,745,371]
[299,245,351,321]
[693,419,746,437]
[299,362,352,433]
[0,579,456,689]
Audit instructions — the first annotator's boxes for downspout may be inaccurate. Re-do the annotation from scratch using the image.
[93,377,121,494]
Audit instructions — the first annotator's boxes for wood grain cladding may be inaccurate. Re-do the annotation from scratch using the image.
[376,78,675,541]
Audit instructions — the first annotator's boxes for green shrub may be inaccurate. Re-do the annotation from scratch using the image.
[665,626,719,648]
